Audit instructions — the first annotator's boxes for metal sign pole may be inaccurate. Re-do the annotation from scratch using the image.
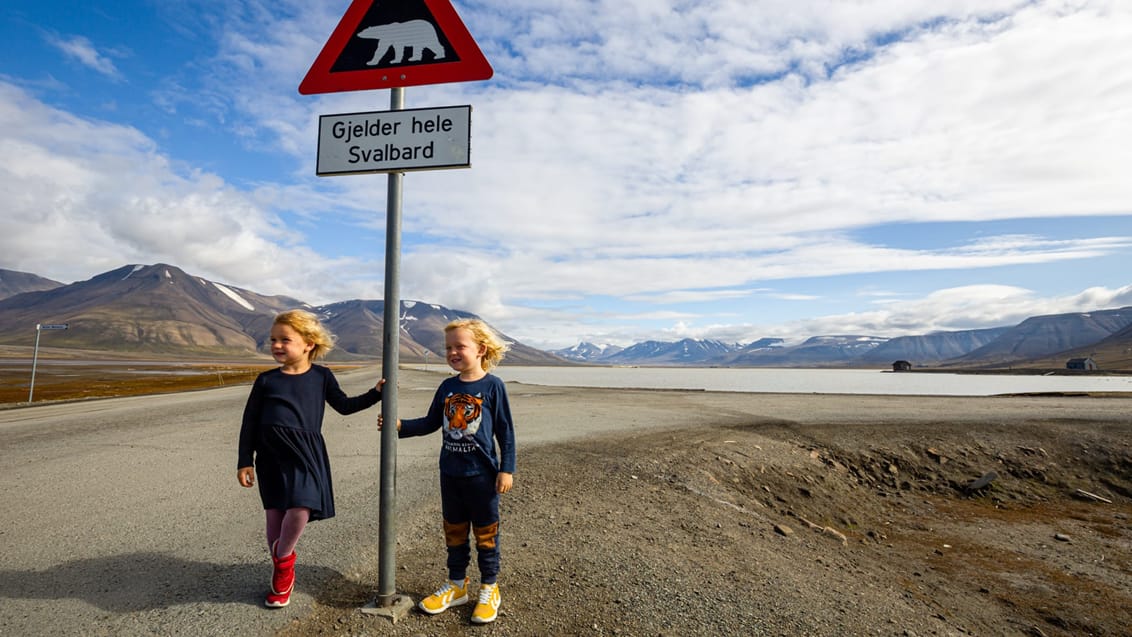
[28,324,42,403]
[301,3,490,621]
[369,85,413,619]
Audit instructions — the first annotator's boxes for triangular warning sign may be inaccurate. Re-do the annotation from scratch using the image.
[299,0,493,94]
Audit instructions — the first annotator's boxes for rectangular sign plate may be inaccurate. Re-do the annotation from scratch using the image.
[317,105,472,175]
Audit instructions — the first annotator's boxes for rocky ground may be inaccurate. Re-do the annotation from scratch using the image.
[4,363,1128,637]
[280,400,1132,637]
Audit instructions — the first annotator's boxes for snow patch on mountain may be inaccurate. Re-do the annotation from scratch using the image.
[211,282,255,311]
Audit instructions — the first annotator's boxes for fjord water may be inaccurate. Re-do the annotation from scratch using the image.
[487,366,1132,396]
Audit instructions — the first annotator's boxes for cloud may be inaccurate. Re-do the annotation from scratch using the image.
[331,3,1132,311]
[478,0,1033,87]
[792,283,1132,337]
[3,1,1132,352]
[0,81,366,303]
[45,34,123,81]
[651,283,1132,347]
[624,289,766,304]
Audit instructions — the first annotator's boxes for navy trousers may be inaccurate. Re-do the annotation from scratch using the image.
[440,472,501,584]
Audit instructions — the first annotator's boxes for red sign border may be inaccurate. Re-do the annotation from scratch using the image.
[299,0,493,94]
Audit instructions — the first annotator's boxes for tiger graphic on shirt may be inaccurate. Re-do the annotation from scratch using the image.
[443,391,483,441]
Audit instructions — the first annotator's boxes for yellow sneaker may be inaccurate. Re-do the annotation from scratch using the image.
[418,577,469,615]
[470,582,501,624]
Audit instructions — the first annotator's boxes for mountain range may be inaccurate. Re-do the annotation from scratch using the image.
[550,316,1132,370]
[1,264,1131,370]
[0,264,560,364]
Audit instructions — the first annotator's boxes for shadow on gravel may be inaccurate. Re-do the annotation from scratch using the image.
[0,552,358,611]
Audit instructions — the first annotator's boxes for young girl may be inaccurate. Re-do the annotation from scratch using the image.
[237,309,384,608]
[380,318,516,624]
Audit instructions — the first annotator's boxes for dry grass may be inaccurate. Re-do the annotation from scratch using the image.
[0,362,269,404]
[0,351,370,405]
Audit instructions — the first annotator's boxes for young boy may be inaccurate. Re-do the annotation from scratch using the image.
[380,319,516,624]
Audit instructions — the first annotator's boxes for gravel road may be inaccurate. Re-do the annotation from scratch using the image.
[2,368,1129,636]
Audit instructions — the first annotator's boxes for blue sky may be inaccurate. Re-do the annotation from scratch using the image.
[2,0,1131,350]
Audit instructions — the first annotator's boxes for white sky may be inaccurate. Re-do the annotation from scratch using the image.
[2,0,1131,349]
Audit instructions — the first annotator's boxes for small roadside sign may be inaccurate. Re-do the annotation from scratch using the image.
[317,105,471,175]
[300,0,492,94]
[29,322,69,402]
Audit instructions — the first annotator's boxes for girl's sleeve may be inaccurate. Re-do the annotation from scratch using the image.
[325,368,382,415]
[237,376,264,468]
[399,387,445,438]
[493,382,517,474]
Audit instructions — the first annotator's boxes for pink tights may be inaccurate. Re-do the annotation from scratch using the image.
[265,507,310,557]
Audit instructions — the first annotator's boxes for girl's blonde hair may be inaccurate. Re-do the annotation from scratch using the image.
[446,318,509,371]
[274,309,335,362]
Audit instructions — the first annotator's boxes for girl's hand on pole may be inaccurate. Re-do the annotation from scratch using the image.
[237,466,255,488]
[496,472,513,494]
[376,415,400,431]
[376,378,386,392]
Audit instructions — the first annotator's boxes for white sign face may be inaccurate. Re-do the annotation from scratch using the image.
[317,105,471,175]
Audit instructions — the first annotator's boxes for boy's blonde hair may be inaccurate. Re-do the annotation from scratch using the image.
[274,309,335,362]
[446,318,509,371]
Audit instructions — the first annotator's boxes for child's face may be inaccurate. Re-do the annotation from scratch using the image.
[270,323,314,367]
[445,327,485,375]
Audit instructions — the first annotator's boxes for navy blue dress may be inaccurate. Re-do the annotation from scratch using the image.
[238,365,381,521]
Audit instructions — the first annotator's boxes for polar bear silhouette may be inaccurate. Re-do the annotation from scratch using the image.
[358,20,446,65]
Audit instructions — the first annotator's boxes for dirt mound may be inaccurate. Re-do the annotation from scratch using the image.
[679,418,1132,517]
[630,419,1132,636]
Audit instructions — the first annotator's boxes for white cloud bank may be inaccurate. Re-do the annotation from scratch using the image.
[2,0,1131,349]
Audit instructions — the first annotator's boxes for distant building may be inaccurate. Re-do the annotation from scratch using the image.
[892,360,912,372]
[1066,357,1098,371]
